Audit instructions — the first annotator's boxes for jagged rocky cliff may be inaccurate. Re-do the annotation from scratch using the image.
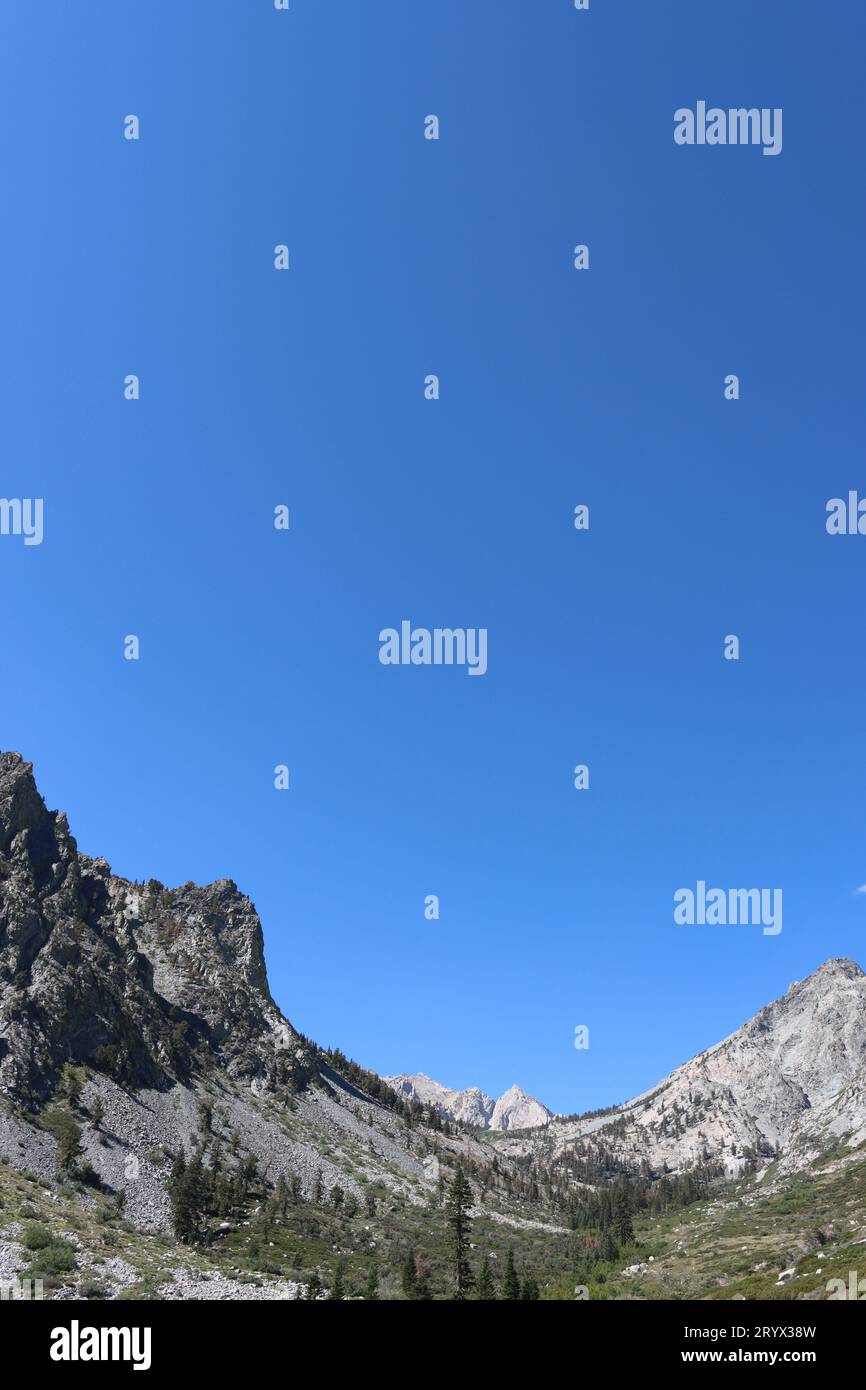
[0,751,308,1107]
[0,753,520,1236]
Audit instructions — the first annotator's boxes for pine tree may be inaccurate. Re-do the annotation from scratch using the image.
[364,1264,379,1301]
[401,1250,418,1299]
[599,1188,612,1230]
[62,1064,83,1109]
[168,1153,197,1244]
[185,1146,210,1226]
[475,1256,496,1300]
[520,1275,540,1300]
[502,1247,521,1300]
[599,1227,618,1262]
[612,1183,634,1245]
[305,1270,322,1301]
[90,1096,105,1130]
[328,1259,346,1300]
[415,1258,432,1301]
[55,1112,82,1174]
[445,1168,474,1300]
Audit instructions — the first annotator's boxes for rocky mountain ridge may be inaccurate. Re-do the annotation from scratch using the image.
[2,748,866,1241]
[0,752,531,1241]
[384,1073,553,1131]
[492,957,866,1182]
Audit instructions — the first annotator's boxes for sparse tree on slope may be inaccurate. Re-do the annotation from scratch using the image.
[445,1168,474,1300]
[476,1256,497,1300]
[503,1247,521,1300]
[401,1250,418,1299]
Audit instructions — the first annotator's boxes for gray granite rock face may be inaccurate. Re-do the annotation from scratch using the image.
[0,751,310,1107]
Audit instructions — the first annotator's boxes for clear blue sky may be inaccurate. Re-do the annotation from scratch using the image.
[2,1,865,1115]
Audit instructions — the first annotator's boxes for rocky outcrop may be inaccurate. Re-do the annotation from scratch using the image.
[0,752,309,1107]
[3,748,865,1197]
[495,958,866,1178]
[491,1085,553,1131]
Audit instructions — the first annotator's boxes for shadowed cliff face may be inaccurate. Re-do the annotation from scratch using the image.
[0,752,307,1107]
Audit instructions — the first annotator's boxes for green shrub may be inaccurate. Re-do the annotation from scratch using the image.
[22,1222,51,1251]
[79,1280,108,1300]
[31,1238,77,1278]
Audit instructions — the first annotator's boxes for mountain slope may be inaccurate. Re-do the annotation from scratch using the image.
[0,752,546,1243]
[491,958,866,1181]
[3,750,866,1302]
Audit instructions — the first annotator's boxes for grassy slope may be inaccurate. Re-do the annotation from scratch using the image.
[4,1106,866,1300]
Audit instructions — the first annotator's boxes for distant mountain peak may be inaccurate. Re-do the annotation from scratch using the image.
[384,1072,552,1131]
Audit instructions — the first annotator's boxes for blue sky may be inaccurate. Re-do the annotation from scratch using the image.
[2,1,865,1115]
